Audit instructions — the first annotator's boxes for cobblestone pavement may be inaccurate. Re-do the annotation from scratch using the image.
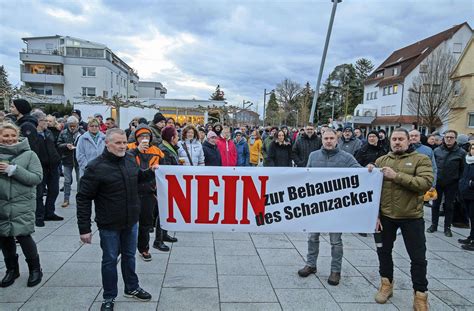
[1,184,473,310]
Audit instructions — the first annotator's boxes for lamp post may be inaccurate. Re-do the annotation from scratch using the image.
[263,89,274,126]
[408,86,422,129]
[309,0,342,124]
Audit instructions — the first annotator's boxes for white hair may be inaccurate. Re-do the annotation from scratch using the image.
[66,116,79,124]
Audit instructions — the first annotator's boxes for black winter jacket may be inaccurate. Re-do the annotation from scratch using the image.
[434,143,466,186]
[292,133,322,167]
[57,126,85,166]
[158,142,180,165]
[16,114,39,154]
[202,141,222,166]
[266,141,292,167]
[36,129,61,170]
[354,142,387,167]
[76,149,154,234]
[459,159,474,200]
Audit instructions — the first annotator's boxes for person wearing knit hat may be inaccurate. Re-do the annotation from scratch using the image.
[10,99,39,153]
[212,122,223,136]
[139,112,165,146]
[125,124,169,255]
[202,131,222,166]
[338,125,362,156]
[72,109,88,131]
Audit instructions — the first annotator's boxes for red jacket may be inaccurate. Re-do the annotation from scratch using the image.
[216,136,237,166]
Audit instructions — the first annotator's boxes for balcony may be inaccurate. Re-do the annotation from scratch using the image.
[21,72,64,84]
[22,94,65,105]
[20,52,64,64]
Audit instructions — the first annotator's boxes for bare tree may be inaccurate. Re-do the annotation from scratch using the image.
[275,78,302,125]
[406,48,463,130]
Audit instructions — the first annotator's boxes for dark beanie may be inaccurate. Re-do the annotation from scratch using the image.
[367,130,379,137]
[13,99,32,115]
[72,109,82,119]
[161,125,177,143]
[138,117,148,124]
[153,112,166,125]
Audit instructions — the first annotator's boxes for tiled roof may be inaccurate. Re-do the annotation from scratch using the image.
[365,22,470,86]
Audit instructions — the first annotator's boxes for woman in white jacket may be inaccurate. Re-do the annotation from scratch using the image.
[75,118,106,177]
[177,125,205,166]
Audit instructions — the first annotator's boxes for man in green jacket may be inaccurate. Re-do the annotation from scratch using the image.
[374,128,433,311]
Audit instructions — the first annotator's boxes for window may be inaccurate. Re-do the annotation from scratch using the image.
[374,91,377,99]
[82,67,96,77]
[116,74,119,85]
[423,84,430,93]
[110,72,113,88]
[387,86,392,95]
[453,80,461,96]
[383,87,387,96]
[103,91,108,98]
[432,84,440,94]
[45,43,54,50]
[82,87,96,96]
[419,64,428,73]
[376,72,383,78]
[392,67,398,75]
[391,105,397,115]
[393,84,398,94]
[366,93,370,100]
[453,43,462,53]
[44,85,53,95]
[81,48,103,58]
[468,113,474,127]
[66,47,80,57]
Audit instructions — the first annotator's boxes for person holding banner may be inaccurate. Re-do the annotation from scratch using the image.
[77,128,155,310]
[298,129,362,286]
[127,124,165,260]
[374,128,433,310]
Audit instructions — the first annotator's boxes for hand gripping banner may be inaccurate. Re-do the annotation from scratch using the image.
[156,166,383,233]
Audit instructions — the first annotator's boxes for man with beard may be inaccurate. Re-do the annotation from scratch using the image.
[374,128,433,310]
[292,124,322,167]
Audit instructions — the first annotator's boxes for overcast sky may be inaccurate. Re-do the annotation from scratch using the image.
[0,0,472,115]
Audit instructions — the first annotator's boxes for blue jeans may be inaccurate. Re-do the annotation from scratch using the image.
[63,164,79,201]
[99,223,139,300]
[307,233,343,273]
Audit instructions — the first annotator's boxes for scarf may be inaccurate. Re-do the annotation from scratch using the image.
[162,140,178,157]
[466,155,474,165]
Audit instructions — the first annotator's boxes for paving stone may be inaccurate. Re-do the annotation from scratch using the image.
[438,279,474,304]
[322,276,377,303]
[356,266,413,290]
[251,234,294,248]
[50,223,80,236]
[434,250,474,269]
[69,243,103,262]
[219,275,277,303]
[213,232,252,241]
[108,273,164,302]
[135,253,168,274]
[431,290,474,307]
[0,272,53,303]
[257,248,305,266]
[163,264,217,287]
[292,240,332,258]
[158,288,219,311]
[36,251,73,272]
[0,303,24,310]
[285,232,309,242]
[265,265,324,289]
[389,289,453,310]
[169,246,215,264]
[341,235,373,250]
[275,288,340,310]
[91,301,158,310]
[20,286,101,310]
[216,255,266,275]
[44,262,101,287]
[221,302,282,311]
[312,257,362,277]
[344,249,380,267]
[171,232,214,247]
[425,236,463,251]
[427,259,474,279]
[214,239,258,256]
[339,303,398,310]
[37,234,83,252]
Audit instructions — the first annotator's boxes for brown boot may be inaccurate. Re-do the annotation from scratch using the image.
[297,265,316,277]
[413,291,428,311]
[327,272,341,286]
[374,277,393,304]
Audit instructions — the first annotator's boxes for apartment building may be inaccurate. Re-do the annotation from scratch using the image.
[20,35,139,104]
[353,22,472,134]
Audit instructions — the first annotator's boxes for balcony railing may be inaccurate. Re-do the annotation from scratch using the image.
[21,72,65,84]
[25,49,63,55]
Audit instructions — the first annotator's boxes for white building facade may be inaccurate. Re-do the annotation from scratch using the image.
[354,22,472,135]
[20,35,139,104]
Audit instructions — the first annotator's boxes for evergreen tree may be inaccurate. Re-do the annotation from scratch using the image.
[354,58,374,80]
[0,66,12,110]
[210,85,226,101]
[265,92,279,126]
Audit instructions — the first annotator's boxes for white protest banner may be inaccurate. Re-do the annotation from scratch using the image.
[156,166,383,233]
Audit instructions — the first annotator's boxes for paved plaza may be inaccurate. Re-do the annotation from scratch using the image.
[1,184,473,311]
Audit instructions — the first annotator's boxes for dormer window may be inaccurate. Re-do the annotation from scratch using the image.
[376,72,383,78]
[392,67,399,76]
[419,64,428,73]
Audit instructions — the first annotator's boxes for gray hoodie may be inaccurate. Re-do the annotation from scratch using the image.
[338,137,362,155]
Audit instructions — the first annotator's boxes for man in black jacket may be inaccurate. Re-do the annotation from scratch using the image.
[32,110,63,227]
[10,99,39,154]
[77,128,154,310]
[292,124,322,167]
[428,130,467,237]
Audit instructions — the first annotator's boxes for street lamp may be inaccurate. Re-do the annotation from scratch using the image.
[309,0,342,124]
[242,100,253,110]
[263,89,274,126]
[408,86,422,129]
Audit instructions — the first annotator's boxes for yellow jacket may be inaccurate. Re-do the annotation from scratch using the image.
[249,139,263,165]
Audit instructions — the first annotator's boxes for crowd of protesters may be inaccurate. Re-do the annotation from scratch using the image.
[1,99,474,311]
